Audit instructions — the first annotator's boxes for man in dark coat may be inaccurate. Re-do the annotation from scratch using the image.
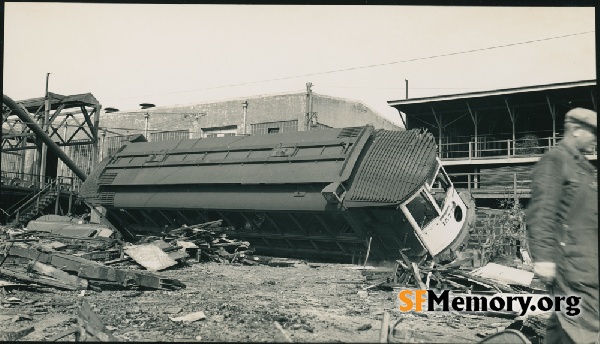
[526,107,598,344]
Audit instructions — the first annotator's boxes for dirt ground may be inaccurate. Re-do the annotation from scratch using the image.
[0,260,516,342]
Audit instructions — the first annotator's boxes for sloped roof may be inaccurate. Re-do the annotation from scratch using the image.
[17,92,100,113]
[387,80,596,116]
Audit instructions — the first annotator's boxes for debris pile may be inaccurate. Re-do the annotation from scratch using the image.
[364,249,542,296]
[0,215,283,292]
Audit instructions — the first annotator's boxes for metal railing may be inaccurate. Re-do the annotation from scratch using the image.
[448,172,532,197]
[439,135,597,160]
[10,178,58,223]
[1,171,79,193]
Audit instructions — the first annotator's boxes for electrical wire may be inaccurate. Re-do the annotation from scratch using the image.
[105,31,594,102]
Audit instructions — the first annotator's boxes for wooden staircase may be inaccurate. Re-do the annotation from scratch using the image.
[9,180,59,225]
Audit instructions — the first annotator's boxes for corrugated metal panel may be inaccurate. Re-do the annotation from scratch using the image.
[345,129,437,204]
[102,127,372,186]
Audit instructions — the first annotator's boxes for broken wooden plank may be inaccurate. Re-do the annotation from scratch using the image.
[30,261,88,290]
[0,326,35,341]
[273,321,293,343]
[74,249,121,261]
[6,246,185,290]
[112,244,176,271]
[470,263,534,287]
[169,311,206,322]
[77,300,119,342]
[0,267,80,290]
[411,262,427,290]
[46,327,79,341]
[449,270,515,293]
[379,311,390,343]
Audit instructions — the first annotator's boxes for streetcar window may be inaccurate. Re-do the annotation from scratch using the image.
[405,191,439,229]
[431,168,451,208]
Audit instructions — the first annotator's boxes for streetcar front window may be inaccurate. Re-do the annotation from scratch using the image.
[405,191,439,229]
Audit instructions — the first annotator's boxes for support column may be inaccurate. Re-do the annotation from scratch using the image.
[100,130,106,161]
[40,74,51,187]
[91,105,101,170]
[504,99,516,156]
[19,138,26,179]
[546,95,557,147]
[431,107,443,157]
[467,102,479,158]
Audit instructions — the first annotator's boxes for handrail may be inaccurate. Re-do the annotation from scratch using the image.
[439,135,596,160]
[9,178,58,219]
[1,171,77,192]
[447,171,532,196]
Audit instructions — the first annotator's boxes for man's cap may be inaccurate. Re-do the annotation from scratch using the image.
[565,107,597,129]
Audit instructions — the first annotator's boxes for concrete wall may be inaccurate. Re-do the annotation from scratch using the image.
[98,91,402,139]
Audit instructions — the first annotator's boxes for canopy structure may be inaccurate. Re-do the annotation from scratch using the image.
[388,80,597,159]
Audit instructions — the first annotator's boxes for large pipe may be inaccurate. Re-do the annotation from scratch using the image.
[3,94,88,181]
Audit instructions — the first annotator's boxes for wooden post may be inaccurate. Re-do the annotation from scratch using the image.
[505,99,516,156]
[431,107,442,157]
[468,142,472,160]
[513,173,517,199]
[379,311,390,343]
[468,174,472,192]
[467,103,478,158]
[363,237,372,269]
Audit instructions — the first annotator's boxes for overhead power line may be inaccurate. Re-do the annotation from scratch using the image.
[105,31,594,102]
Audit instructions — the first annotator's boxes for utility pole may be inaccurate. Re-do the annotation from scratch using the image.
[40,73,51,187]
[305,82,313,131]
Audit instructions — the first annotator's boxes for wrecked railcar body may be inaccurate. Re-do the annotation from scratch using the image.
[81,125,475,261]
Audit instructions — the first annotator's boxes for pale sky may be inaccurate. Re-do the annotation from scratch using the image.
[3,4,596,126]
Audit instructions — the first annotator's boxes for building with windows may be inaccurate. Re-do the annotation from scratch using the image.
[97,90,402,161]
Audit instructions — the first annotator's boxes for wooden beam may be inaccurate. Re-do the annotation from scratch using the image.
[77,300,119,342]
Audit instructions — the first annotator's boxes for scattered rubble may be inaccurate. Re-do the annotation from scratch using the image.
[0,215,548,343]
[0,217,270,292]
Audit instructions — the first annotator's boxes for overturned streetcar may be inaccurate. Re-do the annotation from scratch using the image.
[81,125,475,262]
